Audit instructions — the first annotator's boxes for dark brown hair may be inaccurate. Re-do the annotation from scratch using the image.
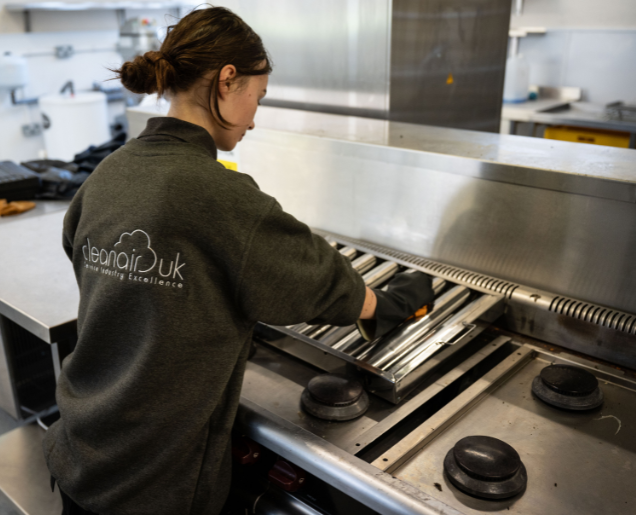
[113,6,272,128]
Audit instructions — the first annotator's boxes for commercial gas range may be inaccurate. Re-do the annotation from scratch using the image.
[124,104,636,515]
[228,232,636,515]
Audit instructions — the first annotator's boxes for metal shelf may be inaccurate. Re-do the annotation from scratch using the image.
[6,2,188,31]
[6,2,185,12]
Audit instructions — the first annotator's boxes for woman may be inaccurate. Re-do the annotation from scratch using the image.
[43,7,433,515]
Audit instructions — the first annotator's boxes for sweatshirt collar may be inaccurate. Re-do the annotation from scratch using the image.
[137,117,218,159]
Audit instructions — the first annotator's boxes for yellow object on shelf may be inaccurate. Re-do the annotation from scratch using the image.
[544,126,630,148]
[218,159,238,171]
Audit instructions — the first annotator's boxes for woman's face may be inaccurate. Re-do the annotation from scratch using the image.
[213,66,268,152]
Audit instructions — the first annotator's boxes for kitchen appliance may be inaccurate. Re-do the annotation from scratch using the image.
[0,53,28,91]
[228,0,510,131]
[117,17,161,64]
[244,230,636,515]
[502,53,529,103]
[39,90,110,162]
[606,101,636,123]
[117,17,161,106]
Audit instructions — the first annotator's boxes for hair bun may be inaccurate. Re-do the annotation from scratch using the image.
[119,53,159,94]
[118,51,178,96]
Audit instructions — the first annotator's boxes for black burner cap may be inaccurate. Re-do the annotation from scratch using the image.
[301,374,369,422]
[532,364,604,411]
[444,436,527,500]
[454,436,521,481]
[307,373,363,407]
[540,365,598,396]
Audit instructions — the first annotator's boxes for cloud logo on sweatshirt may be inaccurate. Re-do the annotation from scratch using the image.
[114,230,157,273]
[82,229,186,287]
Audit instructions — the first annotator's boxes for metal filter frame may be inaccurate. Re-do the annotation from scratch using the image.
[255,237,506,404]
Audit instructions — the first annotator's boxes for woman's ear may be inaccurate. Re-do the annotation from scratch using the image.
[218,64,237,99]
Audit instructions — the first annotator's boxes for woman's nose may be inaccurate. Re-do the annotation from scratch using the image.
[248,121,255,130]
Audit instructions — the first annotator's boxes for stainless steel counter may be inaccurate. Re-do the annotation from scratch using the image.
[0,201,68,226]
[0,204,75,343]
[4,106,630,347]
[502,101,636,148]
[129,103,636,186]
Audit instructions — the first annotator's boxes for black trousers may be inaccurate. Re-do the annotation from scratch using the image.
[51,477,98,515]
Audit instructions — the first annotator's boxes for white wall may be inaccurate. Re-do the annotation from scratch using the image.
[0,3,188,163]
[518,29,636,104]
[511,0,636,30]
[0,30,123,162]
[511,0,636,104]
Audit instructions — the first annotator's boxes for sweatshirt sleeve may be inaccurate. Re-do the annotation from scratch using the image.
[62,190,84,261]
[235,199,366,326]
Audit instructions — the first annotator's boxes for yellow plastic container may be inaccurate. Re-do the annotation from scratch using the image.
[544,126,630,148]
[218,159,238,171]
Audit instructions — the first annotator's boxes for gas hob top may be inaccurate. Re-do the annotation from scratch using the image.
[242,333,636,515]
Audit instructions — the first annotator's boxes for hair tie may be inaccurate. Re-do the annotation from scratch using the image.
[158,53,176,68]
[145,51,175,69]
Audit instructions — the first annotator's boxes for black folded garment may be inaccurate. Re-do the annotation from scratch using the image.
[21,161,87,200]
[73,132,126,173]
[37,168,91,200]
[21,132,127,199]
[21,159,78,174]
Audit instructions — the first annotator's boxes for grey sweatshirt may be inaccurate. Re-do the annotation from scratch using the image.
[43,117,366,515]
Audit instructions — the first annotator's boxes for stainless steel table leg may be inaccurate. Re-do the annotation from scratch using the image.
[50,338,74,381]
[51,343,61,380]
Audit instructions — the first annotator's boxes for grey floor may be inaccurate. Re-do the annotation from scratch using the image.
[0,408,19,435]
[0,409,32,515]
[0,493,21,515]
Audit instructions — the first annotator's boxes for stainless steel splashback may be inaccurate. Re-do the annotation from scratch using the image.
[233,112,636,318]
[222,0,391,118]
[218,0,510,130]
